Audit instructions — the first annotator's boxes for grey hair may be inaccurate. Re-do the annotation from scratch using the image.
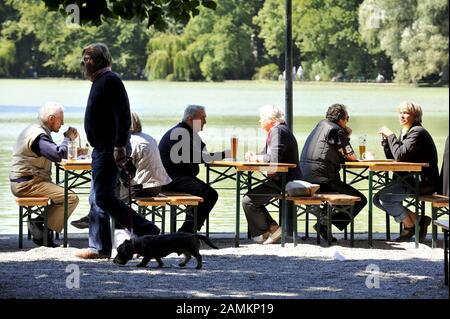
[183,104,205,121]
[130,111,142,133]
[259,104,285,123]
[39,101,64,123]
[397,101,423,124]
[82,43,112,68]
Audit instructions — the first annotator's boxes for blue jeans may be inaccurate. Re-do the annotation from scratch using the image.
[373,180,411,223]
[88,149,160,256]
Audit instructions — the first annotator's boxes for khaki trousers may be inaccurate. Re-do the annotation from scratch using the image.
[11,178,79,232]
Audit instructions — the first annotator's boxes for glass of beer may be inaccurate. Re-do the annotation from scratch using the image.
[358,135,367,160]
[231,135,238,161]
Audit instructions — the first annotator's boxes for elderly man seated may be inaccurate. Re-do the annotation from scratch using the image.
[10,101,80,247]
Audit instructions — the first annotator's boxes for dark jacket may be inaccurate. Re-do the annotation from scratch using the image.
[159,121,224,178]
[382,124,439,194]
[441,136,449,196]
[300,119,346,184]
[262,123,301,181]
[84,71,131,151]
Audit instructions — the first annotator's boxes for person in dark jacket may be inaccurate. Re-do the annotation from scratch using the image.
[374,102,439,243]
[440,135,449,196]
[75,43,160,259]
[299,103,367,241]
[159,105,227,233]
[242,105,302,245]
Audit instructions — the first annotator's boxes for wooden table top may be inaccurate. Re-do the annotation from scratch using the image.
[344,160,429,172]
[58,159,92,170]
[208,160,296,172]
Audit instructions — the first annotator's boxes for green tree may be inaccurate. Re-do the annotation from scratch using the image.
[359,0,449,83]
[145,49,171,79]
[1,0,151,78]
[41,0,217,30]
[255,0,391,80]
[0,37,15,76]
[181,0,261,80]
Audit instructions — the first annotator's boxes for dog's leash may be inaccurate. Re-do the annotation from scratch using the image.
[127,169,134,235]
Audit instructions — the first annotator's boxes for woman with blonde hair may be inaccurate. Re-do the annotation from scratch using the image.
[374,102,439,243]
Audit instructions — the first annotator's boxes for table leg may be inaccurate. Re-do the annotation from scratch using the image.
[444,229,448,289]
[281,172,287,247]
[368,171,373,247]
[414,173,420,248]
[63,170,68,247]
[206,164,210,236]
[235,171,241,248]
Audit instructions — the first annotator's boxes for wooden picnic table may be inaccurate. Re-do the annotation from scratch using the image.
[206,160,296,247]
[343,160,429,247]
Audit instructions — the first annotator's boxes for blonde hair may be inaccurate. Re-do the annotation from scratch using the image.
[130,111,142,133]
[398,101,423,124]
[259,104,285,123]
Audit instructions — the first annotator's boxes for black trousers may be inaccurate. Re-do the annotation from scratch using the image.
[319,180,367,230]
[162,175,218,232]
[242,179,281,237]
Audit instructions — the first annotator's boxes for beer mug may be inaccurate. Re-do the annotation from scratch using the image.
[358,135,367,160]
[67,140,77,161]
[362,151,375,160]
[230,135,238,161]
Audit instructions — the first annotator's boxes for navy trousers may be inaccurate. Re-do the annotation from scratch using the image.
[88,149,160,256]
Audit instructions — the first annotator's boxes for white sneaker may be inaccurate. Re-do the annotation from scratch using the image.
[263,226,282,245]
[251,231,270,244]
[114,229,137,249]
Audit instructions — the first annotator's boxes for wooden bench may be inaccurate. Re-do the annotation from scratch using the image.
[15,197,50,248]
[419,194,449,248]
[287,193,361,246]
[135,192,204,234]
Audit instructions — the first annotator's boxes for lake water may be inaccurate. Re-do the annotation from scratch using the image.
[0,79,448,235]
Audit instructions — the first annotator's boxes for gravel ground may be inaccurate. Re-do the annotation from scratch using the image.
[0,233,448,299]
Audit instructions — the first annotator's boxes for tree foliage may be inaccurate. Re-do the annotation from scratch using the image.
[41,0,217,30]
[1,0,151,78]
[359,0,449,83]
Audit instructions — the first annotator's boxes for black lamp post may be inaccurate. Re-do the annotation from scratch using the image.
[285,0,294,235]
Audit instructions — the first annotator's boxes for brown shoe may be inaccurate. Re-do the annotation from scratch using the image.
[395,227,415,242]
[419,216,432,243]
[75,248,110,259]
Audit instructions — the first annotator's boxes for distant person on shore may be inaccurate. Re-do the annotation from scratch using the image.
[299,103,367,241]
[374,102,439,243]
[242,105,301,245]
[10,101,80,247]
[158,104,228,233]
[75,43,160,259]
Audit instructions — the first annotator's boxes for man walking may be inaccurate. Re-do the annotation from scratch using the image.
[75,43,159,259]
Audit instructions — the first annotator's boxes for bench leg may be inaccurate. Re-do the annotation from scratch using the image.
[327,204,332,246]
[193,206,198,234]
[293,205,298,247]
[161,206,166,234]
[19,206,24,249]
[385,213,391,241]
[43,206,48,247]
[170,206,176,233]
[432,206,438,248]
[350,206,355,247]
[316,207,321,245]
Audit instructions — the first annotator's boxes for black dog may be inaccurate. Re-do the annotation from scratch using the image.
[113,233,219,269]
